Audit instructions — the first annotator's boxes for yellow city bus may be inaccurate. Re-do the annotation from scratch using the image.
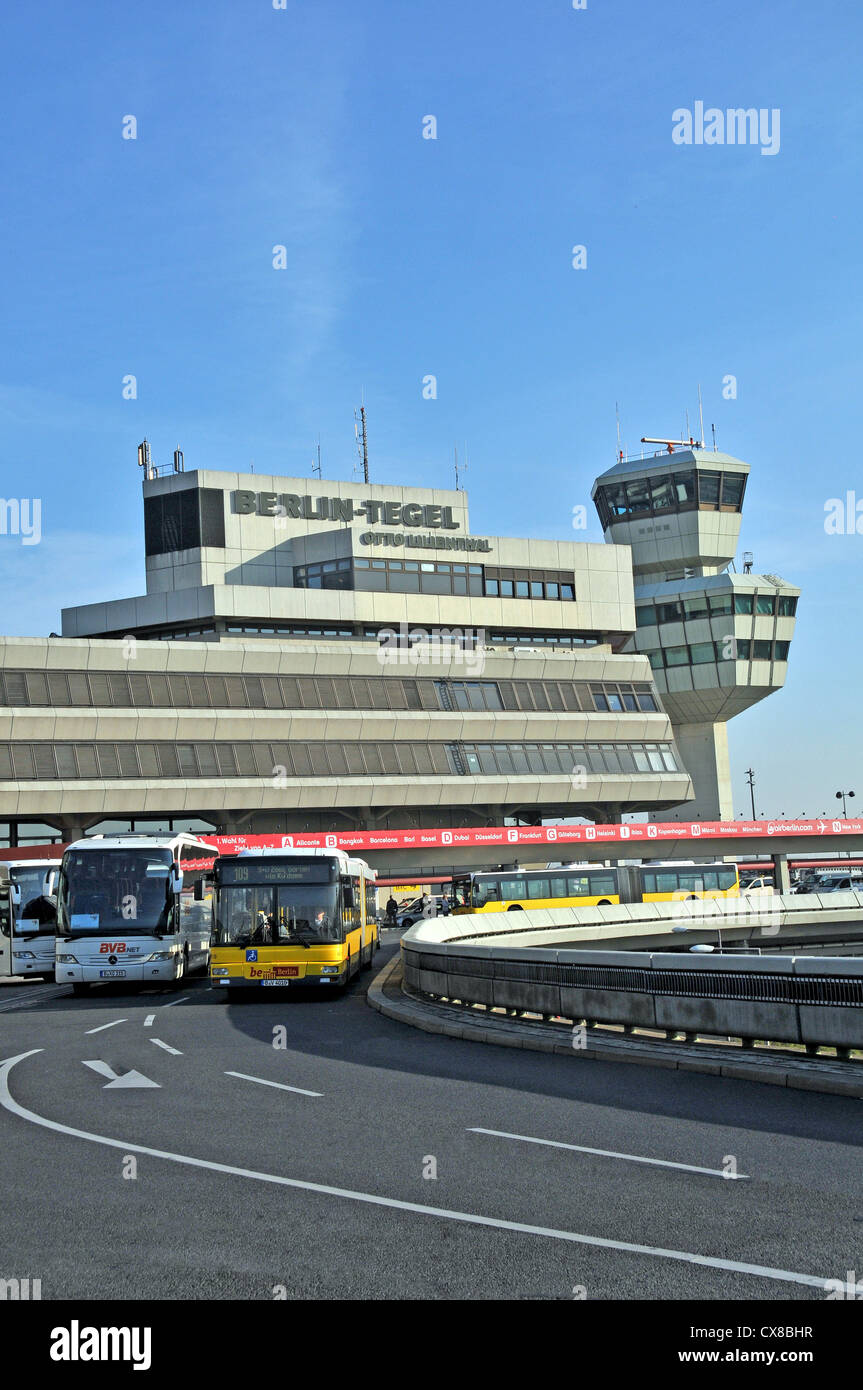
[451,862,740,913]
[209,849,378,995]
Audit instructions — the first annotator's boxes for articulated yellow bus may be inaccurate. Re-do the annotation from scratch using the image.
[451,862,740,913]
[209,849,378,995]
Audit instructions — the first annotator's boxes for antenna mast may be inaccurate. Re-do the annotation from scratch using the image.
[697,384,705,448]
[312,438,322,479]
[615,402,623,461]
[354,400,369,484]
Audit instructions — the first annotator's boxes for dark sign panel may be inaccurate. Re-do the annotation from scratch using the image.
[216,858,335,885]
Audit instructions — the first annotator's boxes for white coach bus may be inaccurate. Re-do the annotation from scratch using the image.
[0,858,58,979]
[55,834,214,995]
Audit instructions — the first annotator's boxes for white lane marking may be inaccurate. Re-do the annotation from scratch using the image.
[150,1039,183,1056]
[160,996,188,1008]
[1,1051,827,1291]
[144,1014,155,1027]
[85,1019,127,1035]
[81,1059,160,1089]
[468,1128,749,1181]
[225,1071,323,1098]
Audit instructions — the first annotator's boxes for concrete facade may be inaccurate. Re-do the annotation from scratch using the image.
[0,466,693,844]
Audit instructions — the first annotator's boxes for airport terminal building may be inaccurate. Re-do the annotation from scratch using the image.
[0,460,701,847]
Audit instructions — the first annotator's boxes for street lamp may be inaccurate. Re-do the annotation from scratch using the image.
[836,790,856,817]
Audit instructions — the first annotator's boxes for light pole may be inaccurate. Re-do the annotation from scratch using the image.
[745,768,756,819]
[836,790,855,818]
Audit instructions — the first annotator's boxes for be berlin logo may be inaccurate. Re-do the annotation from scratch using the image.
[672,102,780,156]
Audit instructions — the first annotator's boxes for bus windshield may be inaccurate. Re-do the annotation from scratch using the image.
[214,883,342,946]
[11,867,57,934]
[58,849,174,935]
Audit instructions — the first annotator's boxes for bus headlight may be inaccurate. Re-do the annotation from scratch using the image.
[57,954,78,964]
[143,951,173,962]
[211,967,229,976]
[320,966,339,975]
[13,951,36,960]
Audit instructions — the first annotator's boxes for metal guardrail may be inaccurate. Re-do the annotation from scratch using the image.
[401,936,863,1053]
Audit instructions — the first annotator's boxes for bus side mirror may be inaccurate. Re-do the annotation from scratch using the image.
[343,883,354,910]
[193,880,204,901]
[10,884,21,909]
[44,870,57,897]
[171,864,183,895]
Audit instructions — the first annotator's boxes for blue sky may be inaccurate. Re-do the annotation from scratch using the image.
[1,0,861,816]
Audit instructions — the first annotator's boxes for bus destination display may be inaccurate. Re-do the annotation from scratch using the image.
[217,860,334,885]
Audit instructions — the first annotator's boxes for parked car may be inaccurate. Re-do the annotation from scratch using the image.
[397,895,452,929]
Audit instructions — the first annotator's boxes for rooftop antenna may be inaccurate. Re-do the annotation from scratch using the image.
[250,459,254,474]
[354,397,369,484]
[697,384,705,448]
[711,421,717,452]
[312,438,322,479]
[136,439,153,480]
[615,402,623,462]
[173,448,184,473]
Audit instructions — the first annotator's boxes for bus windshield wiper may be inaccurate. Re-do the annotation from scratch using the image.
[285,932,311,949]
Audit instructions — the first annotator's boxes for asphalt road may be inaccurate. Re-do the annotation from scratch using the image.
[2,931,863,1301]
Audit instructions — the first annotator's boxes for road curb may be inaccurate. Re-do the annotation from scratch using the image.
[367,952,863,1097]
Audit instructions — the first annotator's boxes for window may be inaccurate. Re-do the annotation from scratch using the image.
[664,646,689,666]
[774,640,790,660]
[656,601,683,625]
[689,642,716,664]
[635,605,655,627]
[756,594,775,615]
[650,476,676,510]
[705,592,733,614]
[674,472,696,506]
[777,595,797,617]
[720,473,746,509]
[734,594,754,615]
[625,479,651,513]
[697,471,721,506]
[527,877,550,899]
[753,640,772,660]
[682,596,709,620]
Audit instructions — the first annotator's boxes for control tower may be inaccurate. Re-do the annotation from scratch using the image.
[591,439,799,820]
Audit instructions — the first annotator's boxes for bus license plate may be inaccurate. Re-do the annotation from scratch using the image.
[260,979,294,986]
[99,970,126,978]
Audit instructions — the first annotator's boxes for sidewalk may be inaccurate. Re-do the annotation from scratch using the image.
[367,953,863,1098]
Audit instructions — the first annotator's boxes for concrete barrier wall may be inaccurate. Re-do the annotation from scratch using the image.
[401,933,863,1050]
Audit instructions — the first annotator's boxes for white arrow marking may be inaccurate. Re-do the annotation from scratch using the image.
[225,1071,322,1097]
[144,1014,155,1027]
[85,1019,127,1035]
[82,1060,160,1089]
[150,1039,182,1056]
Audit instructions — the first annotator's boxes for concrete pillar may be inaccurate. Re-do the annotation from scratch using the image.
[652,721,733,822]
[771,854,792,895]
